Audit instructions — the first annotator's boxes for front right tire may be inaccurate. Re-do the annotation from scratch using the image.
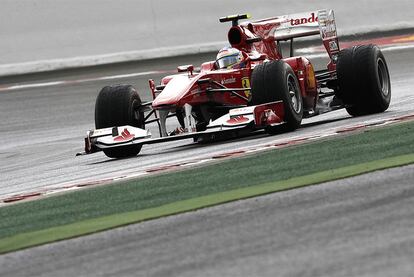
[250,60,303,133]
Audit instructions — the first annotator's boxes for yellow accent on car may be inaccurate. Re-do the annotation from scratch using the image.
[306,63,316,90]
[242,77,251,99]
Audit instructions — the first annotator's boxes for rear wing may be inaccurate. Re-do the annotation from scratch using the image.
[231,9,339,60]
[249,10,336,40]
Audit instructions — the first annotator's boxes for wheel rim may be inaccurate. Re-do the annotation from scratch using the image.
[287,74,302,113]
[377,58,390,97]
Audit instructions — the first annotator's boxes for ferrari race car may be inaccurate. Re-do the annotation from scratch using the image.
[78,9,391,158]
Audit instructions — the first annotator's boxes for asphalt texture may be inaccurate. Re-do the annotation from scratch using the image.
[1,164,413,276]
[0,46,413,199]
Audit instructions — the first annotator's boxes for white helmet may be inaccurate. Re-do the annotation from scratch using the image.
[216,47,243,69]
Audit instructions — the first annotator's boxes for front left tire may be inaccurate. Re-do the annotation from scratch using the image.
[95,84,145,158]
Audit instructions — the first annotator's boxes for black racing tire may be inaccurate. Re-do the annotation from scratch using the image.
[336,44,391,116]
[95,84,145,158]
[250,60,303,132]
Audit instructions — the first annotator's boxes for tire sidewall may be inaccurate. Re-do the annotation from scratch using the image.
[250,60,303,131]
[95,85,144,129]
[337,45,391,115]
[369,48,391,111]
[94,84,144,158]
[283,67,303,126]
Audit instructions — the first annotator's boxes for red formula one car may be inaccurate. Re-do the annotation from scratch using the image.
[78,9,391,158]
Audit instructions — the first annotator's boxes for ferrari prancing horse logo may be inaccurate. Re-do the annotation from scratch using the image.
[242,77,251,100]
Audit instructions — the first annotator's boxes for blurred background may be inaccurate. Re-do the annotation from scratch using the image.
[1,0,413,74]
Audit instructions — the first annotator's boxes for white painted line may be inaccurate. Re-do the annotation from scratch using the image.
[4,81,66,91]
[297,43,414,55]
[381,44,414,51]
[0,70,172,92]
[96,71,167,81]
[1,40,413,93]
[0,41,225,77]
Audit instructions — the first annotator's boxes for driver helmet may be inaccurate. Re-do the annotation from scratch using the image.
[216,47,244,69]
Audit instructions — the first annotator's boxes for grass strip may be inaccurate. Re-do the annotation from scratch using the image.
[0,121,414,253]
[1,153,414,254]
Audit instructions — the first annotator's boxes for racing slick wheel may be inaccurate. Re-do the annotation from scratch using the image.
[250,60,303,133]
[336,44,391,116]
[95,84,145,158]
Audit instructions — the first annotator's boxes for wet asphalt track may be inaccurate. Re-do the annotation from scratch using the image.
[0,43,414,275]
[0,46,413,198]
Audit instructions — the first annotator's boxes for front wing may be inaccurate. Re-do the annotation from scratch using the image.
[77,101,284,156]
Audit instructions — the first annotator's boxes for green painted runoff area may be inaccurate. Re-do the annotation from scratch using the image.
[1,121,414,254]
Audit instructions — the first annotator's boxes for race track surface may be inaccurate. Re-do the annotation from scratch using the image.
[0,45,413,199]
[1,164,413,276]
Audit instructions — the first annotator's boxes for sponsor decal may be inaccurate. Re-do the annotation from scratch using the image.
[114,128,135,142]
[221,77,236,85]
[91,128,112,137]
[229,106,255,116]
[242,77,251,99]
[329,40,338,51]
[319,10,337,39]
[290,12,318,26]
[231,107,253,114]
[226,115,250,125]
[263,109,281,125]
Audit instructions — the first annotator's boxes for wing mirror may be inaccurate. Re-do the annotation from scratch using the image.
[177,64,194,75]
[246,53,267,62]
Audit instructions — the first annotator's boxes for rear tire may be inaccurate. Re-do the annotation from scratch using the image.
[95,85,145,158]
[336,44,391,116]
[250,60,303,133]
